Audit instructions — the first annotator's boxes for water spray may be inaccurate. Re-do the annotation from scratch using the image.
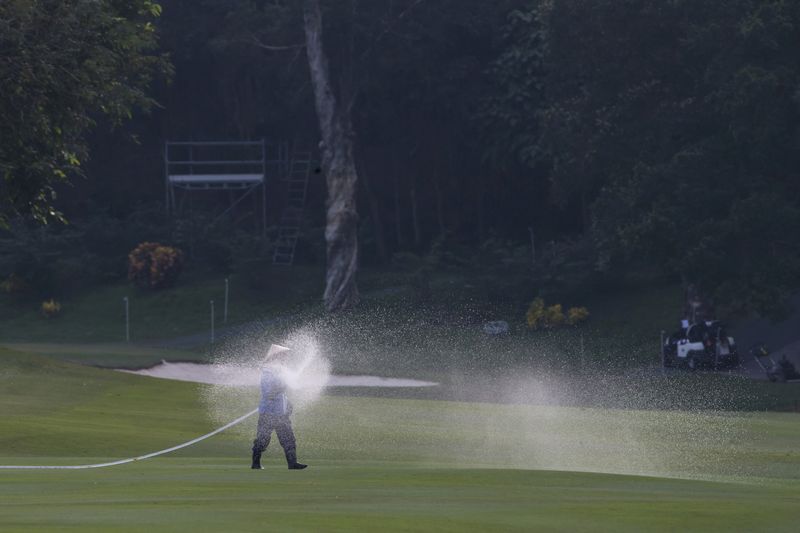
[1,338,331,471]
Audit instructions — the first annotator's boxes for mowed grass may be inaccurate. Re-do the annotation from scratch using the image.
[3,462,798,532]
[1,347,799,532]
[0,342,206,368]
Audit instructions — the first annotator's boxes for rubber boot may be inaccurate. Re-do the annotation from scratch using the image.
[285,449,307,470]
[251,449,263,470]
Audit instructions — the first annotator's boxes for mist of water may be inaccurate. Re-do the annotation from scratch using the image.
[197,307,768,482]
[201,329,331,436]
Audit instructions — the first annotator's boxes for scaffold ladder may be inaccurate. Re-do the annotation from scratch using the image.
[273,148,313,266]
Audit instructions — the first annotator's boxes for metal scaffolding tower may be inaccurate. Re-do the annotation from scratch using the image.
[164,140,288,235]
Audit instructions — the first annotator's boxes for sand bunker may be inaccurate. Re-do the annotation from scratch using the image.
[118,361,438,388]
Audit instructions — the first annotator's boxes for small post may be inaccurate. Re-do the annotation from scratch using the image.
[164,141,170,216]
[580,333,585,369]
[224,278,229,324]
[123,297,130,342]
[210,300,215,344]
[528,227,536,266]
[262,138,268,239]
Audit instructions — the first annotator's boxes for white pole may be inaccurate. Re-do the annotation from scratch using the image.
[210,300,215,344]
[223,278,229,324]
[123,297,130,342]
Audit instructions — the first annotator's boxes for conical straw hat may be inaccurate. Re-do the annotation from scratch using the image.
[266,344,291,360]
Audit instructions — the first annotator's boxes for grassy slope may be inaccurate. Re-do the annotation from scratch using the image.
[0,342,206,368]
[0,266,324,343]
[1,347,799,531]
[0,265,679,346]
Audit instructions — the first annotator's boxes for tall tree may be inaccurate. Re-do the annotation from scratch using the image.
[0,0,169,227]
[303,0,360,311]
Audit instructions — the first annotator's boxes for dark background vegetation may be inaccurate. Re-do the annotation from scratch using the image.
[2,0,799,322]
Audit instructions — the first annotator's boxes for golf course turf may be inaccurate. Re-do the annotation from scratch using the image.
[1,346,798,531]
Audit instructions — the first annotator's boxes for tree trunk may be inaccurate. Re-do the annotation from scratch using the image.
[303,0,360,311]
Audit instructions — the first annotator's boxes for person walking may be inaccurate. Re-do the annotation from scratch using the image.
[251,344,308,470]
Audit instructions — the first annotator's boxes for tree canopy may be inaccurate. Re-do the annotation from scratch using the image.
[2,0,799,316]
[487,0,800,314]
[0,0,169,227]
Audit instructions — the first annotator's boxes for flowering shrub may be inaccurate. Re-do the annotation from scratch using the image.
[128,242,184,289]
[41,299,61,318]
[567,306,590,326]
[0,273,27,293]
[526,298,589,329]
[544,303,565,328]
[525,297,546,328]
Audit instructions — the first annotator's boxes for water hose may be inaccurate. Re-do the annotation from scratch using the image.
[0,409,258,470]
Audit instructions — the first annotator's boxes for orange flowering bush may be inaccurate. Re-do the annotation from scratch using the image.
[128,242,184,289]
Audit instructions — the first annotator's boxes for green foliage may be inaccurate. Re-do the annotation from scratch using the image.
[169,209,281,273]
[0,0,170,226]
[0,220,90,298]
[0,273,27,294]
[480,6,546,168]
[530,236,598,295]
[488,0,800,315]
[127,242,185,290]
[0,207,172,298]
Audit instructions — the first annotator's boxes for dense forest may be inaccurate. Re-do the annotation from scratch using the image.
[1,0,799,315]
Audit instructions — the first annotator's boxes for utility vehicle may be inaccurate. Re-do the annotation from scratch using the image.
[662,320,739,370]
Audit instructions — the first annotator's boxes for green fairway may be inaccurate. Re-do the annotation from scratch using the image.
[1,346,799,531]
[2,461,798,532]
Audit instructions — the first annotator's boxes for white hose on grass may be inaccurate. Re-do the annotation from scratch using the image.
[0,409,258,470]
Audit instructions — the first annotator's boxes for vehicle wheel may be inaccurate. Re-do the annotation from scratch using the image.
[662,353,674,368]
[687,356,698,371]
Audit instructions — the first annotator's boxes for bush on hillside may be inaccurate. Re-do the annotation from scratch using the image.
[526,297,589,329]
[567,306,590,326]
[0,273,27,293]
[525,298,547,329]
[41,299,61,318]
[128,242,184,289]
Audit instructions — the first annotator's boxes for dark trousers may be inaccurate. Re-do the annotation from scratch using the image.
[252,412,297,460]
